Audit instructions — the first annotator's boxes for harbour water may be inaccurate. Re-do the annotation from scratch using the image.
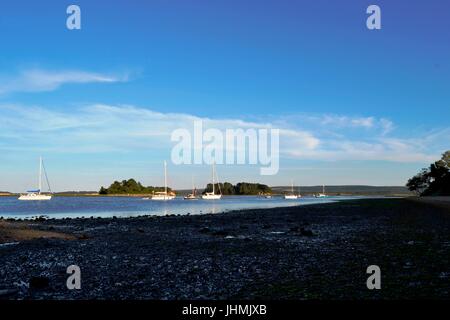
[0,195,381,219]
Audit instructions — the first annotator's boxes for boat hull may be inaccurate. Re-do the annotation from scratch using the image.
[18,194,52,201]
[151,195,176,201]
[284,195,299,200]
[201,194,222,200]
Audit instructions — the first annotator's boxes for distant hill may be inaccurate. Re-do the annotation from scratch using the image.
[271,185,412,196]
[176,185,412,196]
[1,185,412,197]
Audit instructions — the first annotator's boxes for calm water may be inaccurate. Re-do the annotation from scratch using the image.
[0,195,373,219]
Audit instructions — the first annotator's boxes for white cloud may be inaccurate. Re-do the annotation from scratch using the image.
[0,69,127,94]
[320,115,375,128]
[286,138,439,163]
[379,118,394,135]
[0,103,447,164]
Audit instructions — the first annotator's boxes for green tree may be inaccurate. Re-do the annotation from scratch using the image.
[406,169,430,195]
[407,151,450,196]
[202,182,272,195]
[99,179,173,195]
[99,186,108,195]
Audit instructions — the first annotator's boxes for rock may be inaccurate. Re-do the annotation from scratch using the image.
[77,234,89,240]
[199,227,210,234]
[0,288,18,297]
[29,276,50,289]
[211,230,229,237]
[300,228,314,237]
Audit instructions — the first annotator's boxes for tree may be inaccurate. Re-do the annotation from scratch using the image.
[202,182,272,195]
[406,151,450,196]
[406,169,429,195]
[99,179,172,195]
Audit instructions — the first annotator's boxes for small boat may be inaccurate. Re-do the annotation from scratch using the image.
[184,176,198,200]
[260,192,272,199]
[315,185,327,198]
[18,157,52,201]
[152,191,176,201]
[284,180,300,200]
[202,162,222,200]
[148,161,176,201]
[184,193,198,200]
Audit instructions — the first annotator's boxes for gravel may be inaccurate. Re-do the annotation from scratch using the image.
[0,198,449,300]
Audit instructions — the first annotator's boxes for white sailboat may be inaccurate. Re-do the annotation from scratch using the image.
[284,180,299,200]
[150,161,176,201]
[202,162,222,200]
[184,176,198,200]
[315,184,327,198]
[18,157,52,201]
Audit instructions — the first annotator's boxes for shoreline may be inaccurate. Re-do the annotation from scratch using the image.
[1,198,449,299]
[0,195,402,222]
[1,193,410,197]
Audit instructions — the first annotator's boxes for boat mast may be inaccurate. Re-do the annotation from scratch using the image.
[164,161,167,195]
[212,162,215,194]
[323,184,325,194]
[39,157,42,195]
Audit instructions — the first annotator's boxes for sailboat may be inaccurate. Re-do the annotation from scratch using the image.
[184,176,198,200]
[201,162,222,200]
[284,180,299,200]
[150,161,176,201]
[18,157,52,201]
[315,185,327,198]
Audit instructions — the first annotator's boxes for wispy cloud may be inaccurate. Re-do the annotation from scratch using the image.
[281,113,395,135]
[320,115,375,128]
[0,69,127,95]
[0,103,446,164]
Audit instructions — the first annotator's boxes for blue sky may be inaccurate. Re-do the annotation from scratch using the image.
[0,0,449,192]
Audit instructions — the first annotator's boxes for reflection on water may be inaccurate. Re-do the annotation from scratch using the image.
[0,195,379,219]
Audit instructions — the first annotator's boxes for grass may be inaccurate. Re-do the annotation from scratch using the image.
[0,220,76,243]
